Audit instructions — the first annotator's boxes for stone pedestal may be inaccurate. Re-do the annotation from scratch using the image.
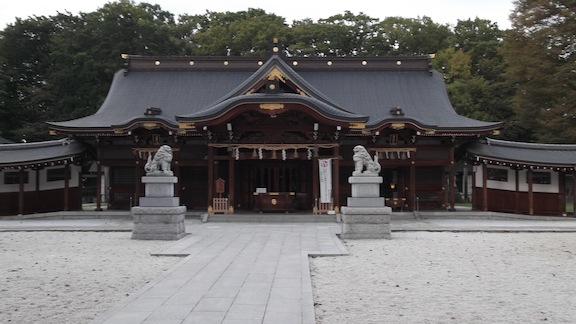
[131,175,186,240]
[341,175,392,239]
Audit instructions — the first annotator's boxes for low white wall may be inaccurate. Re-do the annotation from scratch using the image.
[474,166,559,193]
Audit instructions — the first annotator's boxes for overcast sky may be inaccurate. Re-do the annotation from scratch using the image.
[0,0,515,29]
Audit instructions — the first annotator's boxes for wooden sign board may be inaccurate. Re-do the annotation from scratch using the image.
[215,178,226,194]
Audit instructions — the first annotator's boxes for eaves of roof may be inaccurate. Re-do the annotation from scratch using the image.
[466,138,576,168]
[176,93,368,123]
[0,139,88,168]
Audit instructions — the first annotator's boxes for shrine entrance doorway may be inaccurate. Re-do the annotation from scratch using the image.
[235,160,313,212]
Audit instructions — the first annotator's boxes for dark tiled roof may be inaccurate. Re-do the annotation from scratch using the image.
[0,136,14,144]
[299,69,498,130]
[48,70,255,131]
[0,138,87,168]
[48,55,499,133]
[177,55,366,123]
[466,138,576,167]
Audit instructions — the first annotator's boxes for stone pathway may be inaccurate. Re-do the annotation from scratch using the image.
[92,222,347,324]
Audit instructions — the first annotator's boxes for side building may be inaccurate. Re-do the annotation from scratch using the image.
[465,138,576,216]
[46,50,500,214]
[0,139,89,215]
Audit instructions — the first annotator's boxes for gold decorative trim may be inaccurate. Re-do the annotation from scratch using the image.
[142,122,158,129]
[179,122,195,129]
[259,103,284,110]
[266,67,286,82]
[349,122,366,129]
[296,89,309,96]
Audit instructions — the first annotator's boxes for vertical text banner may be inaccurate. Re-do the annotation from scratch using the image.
[319,158,332,203]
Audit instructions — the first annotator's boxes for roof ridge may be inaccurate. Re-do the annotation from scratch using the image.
[0,138,72,151]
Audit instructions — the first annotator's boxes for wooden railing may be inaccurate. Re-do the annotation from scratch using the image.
[314,198,333,214]
[211,197,229,214]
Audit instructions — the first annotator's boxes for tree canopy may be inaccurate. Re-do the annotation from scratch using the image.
[0,0,572,145]
[502,0,576,143]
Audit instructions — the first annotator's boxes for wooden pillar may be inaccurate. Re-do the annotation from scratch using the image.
[228,152,235,213]
[410,161,416,211]
[482,164,488,211]
[572,170,576,216]
[313,153,319,208]
[333,146,340,211]
[528,168,534,215]
[207,146,214,208]
[558,171,566,216]
[134,162,141,207]
[35,168,40,211]
[64,163,70,211]
[96,162,103,211]
[463,163,469,202]
[174,163,181,199]
[18,168,25,215]
[515,169,520,213]
[471,165,476,207]
[449,161,455,211]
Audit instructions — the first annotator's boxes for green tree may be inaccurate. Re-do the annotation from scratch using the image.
[47,0,185,121]
[181,9,290,56]
[378,16,452,55]
[0,16,58,141]
[288,11,385,57]
[502,0,576,143]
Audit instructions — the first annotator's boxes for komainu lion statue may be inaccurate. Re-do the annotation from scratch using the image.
[352,145,381,176]
[145,145,173,175]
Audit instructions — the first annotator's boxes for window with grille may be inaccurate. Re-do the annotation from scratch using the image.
[4,171,29,184]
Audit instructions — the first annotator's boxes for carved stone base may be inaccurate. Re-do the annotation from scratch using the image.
[340,206,392,239]
[131,206,186,240]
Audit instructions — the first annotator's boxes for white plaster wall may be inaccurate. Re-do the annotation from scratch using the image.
[0,165,81,193]
[474,166,558,193]
[0,169,38,193]
[518,170,558,193]
[39,165,81,191]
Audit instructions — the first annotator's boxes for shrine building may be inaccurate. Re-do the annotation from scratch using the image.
[42,43,501,214]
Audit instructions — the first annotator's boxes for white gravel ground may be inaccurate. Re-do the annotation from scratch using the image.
[2,231,576,324]
[0,232,180,323]
[311,232,576,324]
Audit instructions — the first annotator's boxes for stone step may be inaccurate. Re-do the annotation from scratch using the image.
[205,213,338,223]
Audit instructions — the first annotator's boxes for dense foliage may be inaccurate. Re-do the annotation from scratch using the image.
[0,0,573,144]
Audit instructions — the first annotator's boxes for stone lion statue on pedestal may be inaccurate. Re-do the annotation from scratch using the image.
[145,145,173,175]
[352,145,381,176]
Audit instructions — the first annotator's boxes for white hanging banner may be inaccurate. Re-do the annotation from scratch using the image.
[318,158,332,203]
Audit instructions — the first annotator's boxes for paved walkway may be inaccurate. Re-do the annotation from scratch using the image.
[2,215,576,323]
[93,222,345,324]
